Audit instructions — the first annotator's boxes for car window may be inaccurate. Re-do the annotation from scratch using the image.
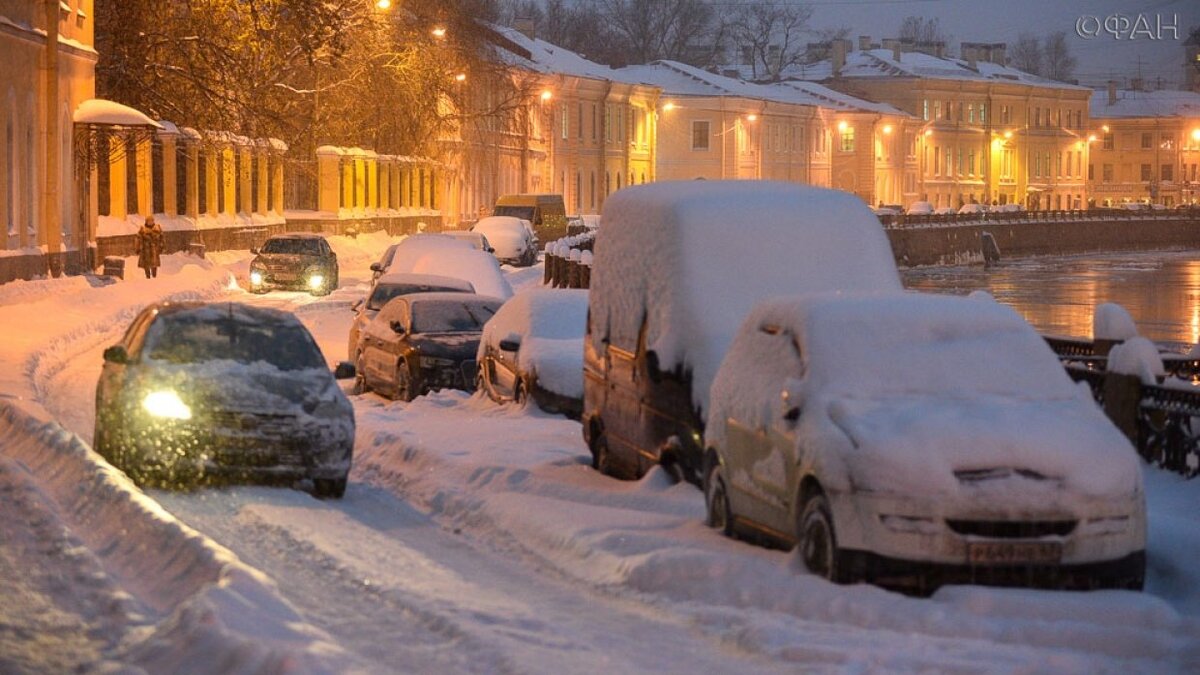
[368,284,471,311]
[493,205,535,221]
[261,238,322,255]
[143,315,325,370]
[410,301,497,334]
[123,308,158,358]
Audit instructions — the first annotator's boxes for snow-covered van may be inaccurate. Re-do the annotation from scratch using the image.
[583,180,902,485]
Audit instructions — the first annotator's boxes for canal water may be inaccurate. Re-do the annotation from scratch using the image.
[901,250,1200,349]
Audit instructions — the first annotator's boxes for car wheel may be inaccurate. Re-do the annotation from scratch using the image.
[514,379,528,405]
[798,491,841,582]
[313,477,347,499]
[352,353,369,395]
[705,464,734,536]
[394,360,413,402]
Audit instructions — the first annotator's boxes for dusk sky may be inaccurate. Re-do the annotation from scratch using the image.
[728,0,1198,88]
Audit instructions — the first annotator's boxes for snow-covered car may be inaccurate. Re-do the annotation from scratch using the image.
[248,233,339,295]
[93,302,355,498]
[441,230,495,254]
[381,233,473,276]
[933,206,957,215]
[704,293,1146,592]
[477,288,588,418]
[354,293,502,401]
[410,247,514,300]
[993,203,1024,213]
[958,203,987,215]
[585,180,902,485]
[472,216,538,266]
[906,201,934,215]
[347,272,475,361]
[872,204,902,216]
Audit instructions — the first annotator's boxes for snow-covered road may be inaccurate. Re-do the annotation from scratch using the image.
[2,234,1198,673]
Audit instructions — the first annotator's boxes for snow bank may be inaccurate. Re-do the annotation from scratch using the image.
[589,180,900,416]
[479,288,588,397]
[0,402,344,673]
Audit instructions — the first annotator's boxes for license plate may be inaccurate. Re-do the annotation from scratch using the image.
[967,541,1062,565]
[273,272,297,281]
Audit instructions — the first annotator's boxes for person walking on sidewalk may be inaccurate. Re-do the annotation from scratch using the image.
[136,215,164,278]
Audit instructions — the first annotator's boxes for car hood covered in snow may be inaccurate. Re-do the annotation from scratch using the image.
[821,394,1142,499]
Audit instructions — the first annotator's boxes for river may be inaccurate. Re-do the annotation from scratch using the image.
[901,250,1200,348]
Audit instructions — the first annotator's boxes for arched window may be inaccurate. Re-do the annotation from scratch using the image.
[616,172,622,190]
[605,171,610,196]
[589,171,595,208]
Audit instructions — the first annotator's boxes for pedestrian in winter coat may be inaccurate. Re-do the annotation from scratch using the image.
[136,215,164,278]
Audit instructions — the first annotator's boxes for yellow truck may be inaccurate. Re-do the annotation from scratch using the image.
[492,194,567,247]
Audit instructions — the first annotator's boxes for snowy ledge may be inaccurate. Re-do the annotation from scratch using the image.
[0,402,344,673]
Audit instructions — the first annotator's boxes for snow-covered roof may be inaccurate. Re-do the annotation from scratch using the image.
[786,49,1088,91]
[615,61,907,116]
[1090,89,1200,119]
[73,99,163,128]
[489,24,616,80]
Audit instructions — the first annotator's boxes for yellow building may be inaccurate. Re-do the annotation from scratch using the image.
[1087,85,1200,207]
[807,39,1092,210]
[0,0,96,281]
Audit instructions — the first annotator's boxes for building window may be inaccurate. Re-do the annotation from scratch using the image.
[1161,133,1174,150]
[589,171,595,208]
[691,120,710,150]
[1162,164,1174,181]
[968,149,976,176]
[604,105,612,142]
[560,104,568,140]
[922,99,929,120]
[1088,163,1094,180]
[839,125,855,152]
[4,119,13,244]
[1103,132,1114,150]
[933,101,941,120]
[591,104,597,141]
[25,124,34,236]
[1141,164,1152,181]
[967,104,975,124]
[1141,132,1152,149]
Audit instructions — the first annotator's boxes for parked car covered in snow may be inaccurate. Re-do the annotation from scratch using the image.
[933,206,957,215]
[347,272,475,360]
[354,293,502,401]
[906,201,934,215]
[704,293,1146,592]
[410,248,514,300]
[248,233,339,296]
[958,203,987,215]
[477,288,587,418]
[472,216,538,266]
[584,180,902,485]
[94,302,355,498]
[380,233,473,277]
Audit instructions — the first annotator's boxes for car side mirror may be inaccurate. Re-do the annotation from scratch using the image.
[390,321,406,334]
[370,262,383,273]
[498,335,521,352]
[333,361,356,379]
[103,345,128,364]
[781,377,804,424]
[250,247,259,255]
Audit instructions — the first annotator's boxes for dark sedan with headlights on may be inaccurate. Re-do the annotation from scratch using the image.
[354,293,503,401]
[248,233,339,296]
[93,301,355,498]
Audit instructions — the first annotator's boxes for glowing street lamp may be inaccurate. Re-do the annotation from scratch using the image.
[837,120,848,132]
[431,26,447,38]
[662,102,676,111]
[454,72,466,83]
[540,90,553,102]
[746,114,758,122]
[375,0,391,9]
[882,124,893,135]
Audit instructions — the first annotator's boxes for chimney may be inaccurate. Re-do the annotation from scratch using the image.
[1107,80,1117,105]
[514,17,535,40]
[934,41,946,58]
[990,43,1006,65]
[881,38,902,61]
[832,39,847,77]
[858,35,871,51]
[961,43,978,69]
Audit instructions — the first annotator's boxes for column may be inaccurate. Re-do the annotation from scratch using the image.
[136,136,152,216]
[161,134,178,216]
[109,135,127,220]
[316,146,341,214]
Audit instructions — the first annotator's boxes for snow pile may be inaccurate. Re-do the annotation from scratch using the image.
[589,180,900,416]
[411,248,514,300]
[0,402,345,673]
[1108,337,1165,385]
[479,288,588,397]
[1095,302,1139,342]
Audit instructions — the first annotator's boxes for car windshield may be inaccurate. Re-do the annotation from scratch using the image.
[410,300,496,334]
[367,284,470,311]
[144,315,326,370]
[493,205,535,221]
[261,238,322,255]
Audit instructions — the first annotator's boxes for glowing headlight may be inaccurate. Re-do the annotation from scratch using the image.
[142,390,192,420]
[249,271,264,285]
[308,274,325,290]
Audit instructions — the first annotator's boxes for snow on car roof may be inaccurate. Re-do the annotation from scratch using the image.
[374,272,475,291]
[411,248,514,300]
[590,180,901,416]
[386,234,474,274]
[473,216,529,232]
[267,232,326,240]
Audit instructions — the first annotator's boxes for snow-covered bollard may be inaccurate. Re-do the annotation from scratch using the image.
[567,248,583,288]
[1093,302,1139,356]
[543,244,555,285]
[1103,336,1165,444]
[1107,336,1165,385]
[580,250,593,288]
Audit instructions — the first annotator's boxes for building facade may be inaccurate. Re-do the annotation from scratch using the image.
[1,0,97,280]
[1087,85,1200,207]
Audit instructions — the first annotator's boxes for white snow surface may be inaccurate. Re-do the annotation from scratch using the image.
[1108,337,1166,385]
[73,98,163,127]
[0,233,1198,673]
[1094,302,1140,342]
[479,288,588,398]
[471,216,532,260]
[383,233,474,275]
[411,247,514,300]
[589,180,901,417]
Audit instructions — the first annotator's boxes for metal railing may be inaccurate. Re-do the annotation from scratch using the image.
[880,206,1200,229]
